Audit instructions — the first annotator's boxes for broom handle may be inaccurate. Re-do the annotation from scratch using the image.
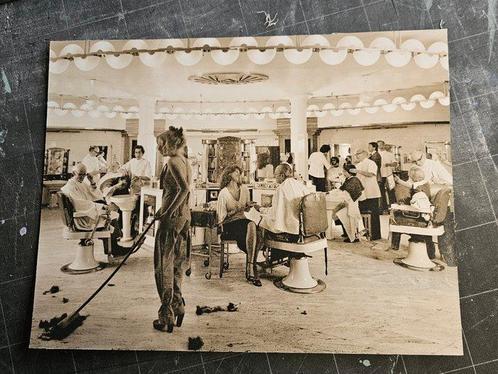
[73,215,159,316]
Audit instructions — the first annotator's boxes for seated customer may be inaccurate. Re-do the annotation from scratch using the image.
[256,163,311,239]
[217,165,262,287]
[61,163,129,256]
[391,166,436,258]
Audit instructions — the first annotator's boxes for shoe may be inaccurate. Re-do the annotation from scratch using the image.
[341,233,348,238]
[246,276,262,287]
[153,319,174,333]
[343,238,360,243]
[246,262,262,287]
[112,245,131,257]
[176,298,185,327]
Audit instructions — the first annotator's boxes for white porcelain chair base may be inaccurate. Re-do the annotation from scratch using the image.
[282,257,318,289]
[61,243,106,274]
[394,240,444,271]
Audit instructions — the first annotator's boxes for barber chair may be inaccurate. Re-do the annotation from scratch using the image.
[263,192,329,293]
[389,187,451,271]
[57,193,110,274]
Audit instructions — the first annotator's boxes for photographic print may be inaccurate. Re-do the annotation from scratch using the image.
[30,30,461,354]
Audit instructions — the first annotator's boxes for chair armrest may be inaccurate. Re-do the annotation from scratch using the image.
[73,212,88,218]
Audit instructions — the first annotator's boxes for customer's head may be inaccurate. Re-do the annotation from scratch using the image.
[368,142,378,153]
[157,126,186,157]
[108,161,121,173]
[330,156,340,167]
[343,164,358,178]
[411,150,426,166]
[409,166,426,182]
[274,163,293,184]
[72,163,87,183]
[220,165,243,189]
[320,144,331,154]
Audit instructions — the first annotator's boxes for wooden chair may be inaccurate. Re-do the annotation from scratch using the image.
[57,192,111,274]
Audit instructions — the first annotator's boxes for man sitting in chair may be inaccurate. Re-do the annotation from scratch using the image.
[247,163,312,241]
[61,163,129,256]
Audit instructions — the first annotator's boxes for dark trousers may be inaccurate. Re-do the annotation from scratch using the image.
[391,233,436,258]
[439,210,456,266]
[379,177,396,212]
[359,198,381,240]
[310,176,326,192]
[101,218,123,255]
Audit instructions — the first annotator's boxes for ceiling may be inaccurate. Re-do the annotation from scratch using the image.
[48,30,450,106]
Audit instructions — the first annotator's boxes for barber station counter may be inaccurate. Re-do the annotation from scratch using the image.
[139,182,316,249]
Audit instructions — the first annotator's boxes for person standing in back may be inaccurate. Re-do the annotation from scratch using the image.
[308,144,331,192]
[354,149,382,240]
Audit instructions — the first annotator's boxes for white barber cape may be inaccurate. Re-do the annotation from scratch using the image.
[245,178,311,234]
[61,178,117,231]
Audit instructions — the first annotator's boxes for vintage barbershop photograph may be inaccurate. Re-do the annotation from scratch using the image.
[31,30,461,354]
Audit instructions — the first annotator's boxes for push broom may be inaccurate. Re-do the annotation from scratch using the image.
[40,214,160,340]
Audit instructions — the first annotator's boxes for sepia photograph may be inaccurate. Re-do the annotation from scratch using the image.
[30,30,461,354]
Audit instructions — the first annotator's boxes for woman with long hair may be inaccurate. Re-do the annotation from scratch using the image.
[217,165,262,287]
[153,126,191,333]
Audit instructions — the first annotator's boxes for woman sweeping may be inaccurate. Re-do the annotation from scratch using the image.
[154,126,191,333]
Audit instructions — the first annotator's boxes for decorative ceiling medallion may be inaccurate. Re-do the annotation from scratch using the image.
[188,72,269,85]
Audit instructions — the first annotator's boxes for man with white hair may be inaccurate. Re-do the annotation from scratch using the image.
[377,140,397,212]
[354,149,382,240]
[410,150,453,185]
[61,163,128,256]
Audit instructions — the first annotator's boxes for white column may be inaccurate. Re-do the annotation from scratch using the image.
[290,95,309,179]
[137,97,157,177]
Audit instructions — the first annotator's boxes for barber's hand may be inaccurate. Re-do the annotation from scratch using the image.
[108,203,119,212]
[394,175,401,184]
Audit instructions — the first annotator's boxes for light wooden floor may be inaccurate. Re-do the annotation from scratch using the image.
[30,208,462,355]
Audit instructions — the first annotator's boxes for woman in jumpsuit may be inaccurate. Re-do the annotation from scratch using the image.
[153,126,191,333]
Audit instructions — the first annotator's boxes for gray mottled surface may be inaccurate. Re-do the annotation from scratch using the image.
[0,0,497,373]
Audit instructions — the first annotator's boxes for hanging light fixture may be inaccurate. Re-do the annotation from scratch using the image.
[49,49,70,74]
[139,40,169,67]
[74,41,101,71]
[385,36,412,67]
[284,36,313,64]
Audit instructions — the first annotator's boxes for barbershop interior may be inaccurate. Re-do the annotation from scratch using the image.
[32,30,462,354]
